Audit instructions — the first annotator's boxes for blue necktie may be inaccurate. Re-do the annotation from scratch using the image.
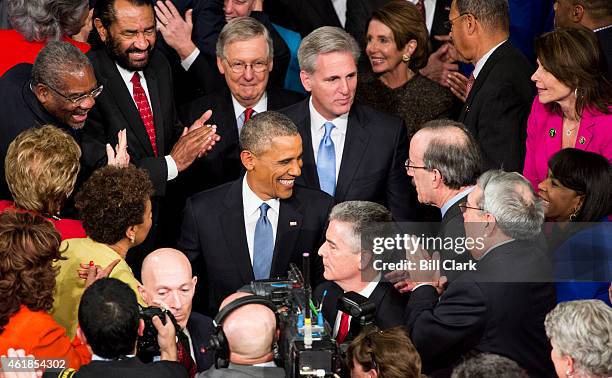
[253,203,273,280]
[317,122,336,196]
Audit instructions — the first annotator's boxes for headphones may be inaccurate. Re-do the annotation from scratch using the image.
[209,295,279,369]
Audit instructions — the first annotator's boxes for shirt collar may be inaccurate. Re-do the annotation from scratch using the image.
[232,92,268,120]
[115,63,143,87]
[242,175,280,218]
[357,274,381,298]
[473,39,507,79]
[441,186,475,218]
[308,96,348,135]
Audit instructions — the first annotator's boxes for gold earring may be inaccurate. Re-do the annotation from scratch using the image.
[129,235,135,244]
[402,54,410,63]
[569,208,579,221]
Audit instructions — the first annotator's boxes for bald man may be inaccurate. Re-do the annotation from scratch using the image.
[138,248,215,372]
[199,292,285,377]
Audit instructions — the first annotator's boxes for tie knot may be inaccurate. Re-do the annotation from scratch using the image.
[130,72,141,85]
[323,122,335,137]
[244,107,255,122]
[259,203,270,216]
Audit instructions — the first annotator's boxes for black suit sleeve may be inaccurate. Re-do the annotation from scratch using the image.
[191,0,225,58]
[386,121,416,221]
[405,283,487,368]
[178,198,203,265]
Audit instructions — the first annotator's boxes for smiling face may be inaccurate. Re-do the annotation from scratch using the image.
[300,51,357,121]
[223,0,254,22]
[537,170,583,222]
[217,35,272,108]
[365,19,407,75]
[96,0,156,71]
[37,66,98,129]
[531,60,573,105]
[318,220,361,285]
[243,134,303,200]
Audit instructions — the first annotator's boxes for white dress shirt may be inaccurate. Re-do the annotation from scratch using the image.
[242,176,280,265]
[332,0,347,27]
[407,0,436,35]
[115,64,178,181]
[472,39,507,79]
[309,97,348,182]
[333,276,380,337]
[231,92,269,132]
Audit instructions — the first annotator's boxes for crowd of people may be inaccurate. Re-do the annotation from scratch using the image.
[0,0,611,377]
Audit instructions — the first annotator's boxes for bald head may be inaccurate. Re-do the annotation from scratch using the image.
[138,248,197,328]
[220,293,277,364]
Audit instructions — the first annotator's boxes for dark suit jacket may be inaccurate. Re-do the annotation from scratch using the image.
[314,281,406,336]
[178,86,305,193]
[0,63,80,200]
[73,358,187,378]
[458,41,535,173]
[281,99,416,221]
[178,178,334,315]
[82,48,184,196]
[264,0,342,38]
[437,192,475,282]
[405,239,556,377]
[596,26,612,79]
[187,312,216,372]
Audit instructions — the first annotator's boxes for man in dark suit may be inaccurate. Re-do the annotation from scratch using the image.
[553,0,612,78]
[83,0,220,255]
[138,248,215,372]
[179,17,304,193]
[280,26,416,221]
[450,0,535,173]
[72,278,187,377]
[404,170,555,377]
[314,201,407,343]
[0,42,99,200]
[264,0,342,38]
[399,119,482,283]
[178,111,333,315]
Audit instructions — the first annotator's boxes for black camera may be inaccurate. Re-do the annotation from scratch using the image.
[137,306,179,360]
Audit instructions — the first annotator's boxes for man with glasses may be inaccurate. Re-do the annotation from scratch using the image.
[179,17,304,193]
[449,0,535,173]
[0,41,98,199]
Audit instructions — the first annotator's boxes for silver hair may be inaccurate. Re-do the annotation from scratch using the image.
[240,111,298,155]
[545,300,612,377]
[31,41,92,90]
[216,17,273,60]
[451,353,528,378]
[8,0,88,41]
[475,170,544,240]
[421,119,483,189]
[455,0,509,33]
[329,201,392,252]
[297,26,360,73]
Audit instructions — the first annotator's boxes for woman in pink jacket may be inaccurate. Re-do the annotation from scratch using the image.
[523,28,612,190]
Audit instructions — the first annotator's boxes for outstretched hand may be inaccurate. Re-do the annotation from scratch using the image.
[155,1,196,60]
[107,129,130,167]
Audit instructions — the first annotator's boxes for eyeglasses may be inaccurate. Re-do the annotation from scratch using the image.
[225,59,269,74]
[444,13,470,31]
[458,201,484,213]
[41,82,103,105]
[404,159,428,171]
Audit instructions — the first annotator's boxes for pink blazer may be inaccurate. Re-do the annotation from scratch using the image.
[523,97,612,189]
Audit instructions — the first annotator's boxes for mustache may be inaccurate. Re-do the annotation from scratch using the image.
[126,46,152,54]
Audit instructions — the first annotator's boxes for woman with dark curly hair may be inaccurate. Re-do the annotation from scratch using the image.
[52,165,154,339]
[0,211,90,368]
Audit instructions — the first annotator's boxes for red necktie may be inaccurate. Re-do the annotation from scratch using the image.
[130,72,158,156]
[465,73,475,98]
[416,0,426,22]
[336,312,350,344]
[177,331,197,378]
[244,107,254,122]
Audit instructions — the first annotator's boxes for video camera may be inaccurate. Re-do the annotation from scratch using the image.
[136,305,180,361]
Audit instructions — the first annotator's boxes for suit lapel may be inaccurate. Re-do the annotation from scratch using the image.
[221,89,240,151]
[322,283,343,328]
[95,49,156,156]
[220,179,254,283]
[271,196,304,277]
[295,99,320,189]
[335,106,370,202]
[314,0,341,28]
[143,67,165,155]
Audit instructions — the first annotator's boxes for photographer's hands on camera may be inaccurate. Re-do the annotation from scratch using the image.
[151,300,178,362]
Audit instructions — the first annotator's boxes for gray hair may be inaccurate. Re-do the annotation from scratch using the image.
[451,353,529,378]
[456,0,509,33]
[545,300,612,377]
[297,26,360,73]
[240,111,299,155]
[31,41,92,90]
[216,17,273,60]
[329,201,392,252]
[475,170,544,240]
[421,120,483,189]
[8,0,89,41]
